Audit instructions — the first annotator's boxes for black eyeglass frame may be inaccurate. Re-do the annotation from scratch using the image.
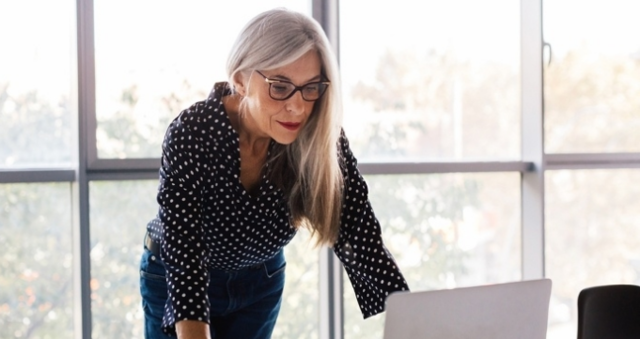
[255,70,330,102]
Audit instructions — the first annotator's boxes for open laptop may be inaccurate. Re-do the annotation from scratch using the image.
[383,278,552,339]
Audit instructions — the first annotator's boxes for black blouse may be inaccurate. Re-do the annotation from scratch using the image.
[146,82,409,333]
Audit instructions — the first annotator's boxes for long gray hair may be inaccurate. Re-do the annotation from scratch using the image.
[226,8,344,246]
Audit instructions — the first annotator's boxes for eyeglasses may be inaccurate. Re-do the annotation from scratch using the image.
[255,70,330,102]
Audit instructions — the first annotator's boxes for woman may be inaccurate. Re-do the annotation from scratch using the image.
[140,8,409,339]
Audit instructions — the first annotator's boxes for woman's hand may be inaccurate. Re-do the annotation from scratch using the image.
[176,320,211,339]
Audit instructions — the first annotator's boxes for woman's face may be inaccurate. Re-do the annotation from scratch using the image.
[239,49,323,145]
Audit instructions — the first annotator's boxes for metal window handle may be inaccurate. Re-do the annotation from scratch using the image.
[543,41,553,67]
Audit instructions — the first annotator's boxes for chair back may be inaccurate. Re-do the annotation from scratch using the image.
[577,284,640,339]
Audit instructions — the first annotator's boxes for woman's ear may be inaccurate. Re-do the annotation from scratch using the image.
[233,72,247,96]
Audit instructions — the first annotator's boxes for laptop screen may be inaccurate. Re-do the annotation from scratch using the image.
[383,279,552,339]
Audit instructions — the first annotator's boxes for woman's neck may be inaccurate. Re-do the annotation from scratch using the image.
[223,94,271,157]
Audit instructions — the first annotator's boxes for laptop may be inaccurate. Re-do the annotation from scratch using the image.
[383,278,552,339]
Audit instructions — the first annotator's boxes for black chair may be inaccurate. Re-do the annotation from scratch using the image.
[577,284,640,339]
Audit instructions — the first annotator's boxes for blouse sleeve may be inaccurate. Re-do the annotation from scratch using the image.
[333,130,410,319]
[156,102,212,332]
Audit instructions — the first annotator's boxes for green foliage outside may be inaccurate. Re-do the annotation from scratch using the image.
[0,84,73,167]
[0,184,74,339]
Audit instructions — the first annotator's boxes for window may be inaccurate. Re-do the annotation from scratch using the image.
[0,1,75,168]
[546,169,640,337]
[544,0,640,153]
[0,183,74,338]
[340,0,521,161]
[543,1,640,337]
[3,1,639,338]
[89,181,156,338]
[340,0,523,336]
[345,173,521,338]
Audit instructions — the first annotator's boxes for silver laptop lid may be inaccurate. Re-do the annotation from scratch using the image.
[383,278,552,339]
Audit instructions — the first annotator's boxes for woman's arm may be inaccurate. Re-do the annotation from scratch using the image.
[176,320,211,339]
[157,101,214,333]
[332,130,410,318]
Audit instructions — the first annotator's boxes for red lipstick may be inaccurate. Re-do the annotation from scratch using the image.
[278,121,301,131]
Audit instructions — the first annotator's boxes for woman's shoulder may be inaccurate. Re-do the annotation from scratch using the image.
[337,128,357,168]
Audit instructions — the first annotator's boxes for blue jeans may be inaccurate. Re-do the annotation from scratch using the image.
[139,247,286,339]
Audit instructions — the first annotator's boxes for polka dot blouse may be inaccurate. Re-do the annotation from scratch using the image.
[146,82,409,334]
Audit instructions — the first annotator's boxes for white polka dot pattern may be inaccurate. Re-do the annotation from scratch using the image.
[146,82,409,333]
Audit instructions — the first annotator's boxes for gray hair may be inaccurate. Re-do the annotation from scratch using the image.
[226,8,344,245]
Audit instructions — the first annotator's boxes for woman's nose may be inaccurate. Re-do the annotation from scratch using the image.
[285,91,305,115]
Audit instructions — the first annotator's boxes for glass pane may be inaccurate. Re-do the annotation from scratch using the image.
[0,183,73,338]
[546,169,640,339]
[89,180,319,338]
[544,0,640,153]
[0,1,75,168]
[89,180,158,338]
[339,0,520,161]
[344,173,521,338]
[273,229,319,339]
[94,0,311,159]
